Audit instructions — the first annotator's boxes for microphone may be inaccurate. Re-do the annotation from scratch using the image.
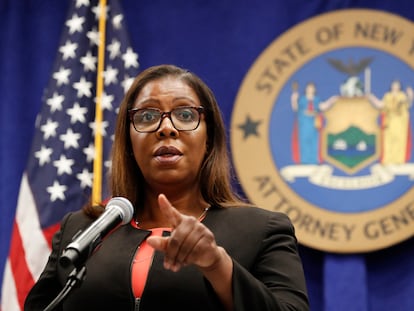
[59,197,134,268]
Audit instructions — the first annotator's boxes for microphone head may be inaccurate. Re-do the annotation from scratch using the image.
[106,197,134,224]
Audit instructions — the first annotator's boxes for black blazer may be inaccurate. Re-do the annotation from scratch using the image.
[24,205,309,311]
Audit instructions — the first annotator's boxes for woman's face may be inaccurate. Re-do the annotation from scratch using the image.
[305,84,315,97]
[391,81,401,92]
[130,76,207,189]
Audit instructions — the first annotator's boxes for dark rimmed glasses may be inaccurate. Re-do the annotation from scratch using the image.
[128,106,204,133]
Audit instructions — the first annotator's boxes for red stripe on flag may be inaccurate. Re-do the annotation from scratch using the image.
[9,221,35,310]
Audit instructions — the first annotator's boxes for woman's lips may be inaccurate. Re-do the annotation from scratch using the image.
[154,146,183,164]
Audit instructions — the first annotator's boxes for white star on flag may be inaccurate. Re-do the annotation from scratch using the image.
[66,13,85,34]
[53,67,72,86]
[67,102,88,123]
[40,119,59,140]
[47,180,68,202]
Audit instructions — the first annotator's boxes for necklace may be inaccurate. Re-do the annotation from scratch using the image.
[135,206,210,227]
[198,206,210,221]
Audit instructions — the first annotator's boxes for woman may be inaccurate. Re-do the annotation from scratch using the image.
[368,80,412,164]
[290,82,337,164]
[24,65,309,311]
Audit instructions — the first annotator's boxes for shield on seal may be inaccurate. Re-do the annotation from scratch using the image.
[321,96,381,174]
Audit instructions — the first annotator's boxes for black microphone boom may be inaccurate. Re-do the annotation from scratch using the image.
[59,197,133,268]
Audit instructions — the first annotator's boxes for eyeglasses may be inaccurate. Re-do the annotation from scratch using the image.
[128,106,204,133]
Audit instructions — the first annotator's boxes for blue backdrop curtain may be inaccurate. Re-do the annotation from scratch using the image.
[1,0,413,310]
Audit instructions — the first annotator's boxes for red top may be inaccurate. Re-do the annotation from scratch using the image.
[130,222,171,298]
[130,212,208,298]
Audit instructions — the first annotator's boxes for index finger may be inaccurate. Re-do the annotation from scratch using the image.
[158,194,182,228]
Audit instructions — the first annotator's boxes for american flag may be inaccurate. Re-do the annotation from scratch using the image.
[0,0,139,309]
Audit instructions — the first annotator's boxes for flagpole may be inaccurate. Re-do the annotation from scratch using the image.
[92,0,107,206]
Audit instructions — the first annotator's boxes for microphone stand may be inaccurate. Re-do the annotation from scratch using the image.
[42,265,87,311]
[42,225,103,311]
[42,232,103,311]
[41,196,133,310]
